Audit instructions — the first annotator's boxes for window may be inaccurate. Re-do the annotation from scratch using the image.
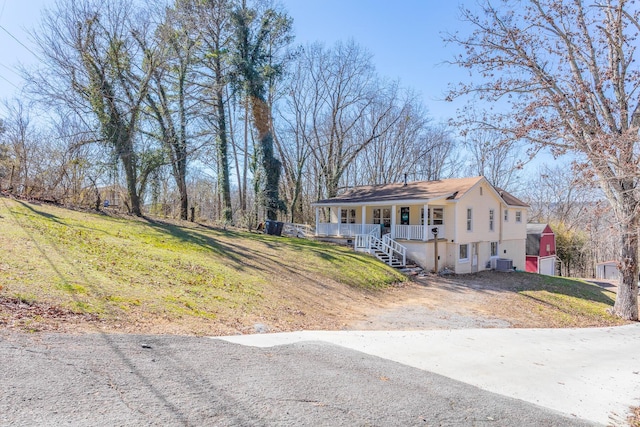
[491,241,498,257]
[459,244,469,261]
[546,244,551,252]
[432,208,444,225]
[504,209,508,221]
[341,209,356,224]
[373,208,391,227]
[422,207,444,226]
[466,208,472,231]
[489,209,495,231]
[382,208,391,227]
[515,211,522,222]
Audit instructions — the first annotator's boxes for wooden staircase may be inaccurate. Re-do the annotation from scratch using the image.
[354,233,407,268]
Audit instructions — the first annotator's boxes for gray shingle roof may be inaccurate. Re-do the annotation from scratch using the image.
[313,176,529,207]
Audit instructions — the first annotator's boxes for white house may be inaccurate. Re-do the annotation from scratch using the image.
[312,176,528,274]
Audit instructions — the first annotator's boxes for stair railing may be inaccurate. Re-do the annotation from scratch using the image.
[382,234,407,267]
[354,232,406,267]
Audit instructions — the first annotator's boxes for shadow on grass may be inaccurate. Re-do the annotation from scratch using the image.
[14,200,64,224]
[418,270,616,306]
[142,220,380,276]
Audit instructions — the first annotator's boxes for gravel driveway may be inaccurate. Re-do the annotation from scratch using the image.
[0,331,594,426]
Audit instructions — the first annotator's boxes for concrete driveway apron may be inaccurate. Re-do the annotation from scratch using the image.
[217,323,640,425]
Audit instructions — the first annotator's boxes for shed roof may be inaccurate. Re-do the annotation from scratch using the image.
[527,223,552,235]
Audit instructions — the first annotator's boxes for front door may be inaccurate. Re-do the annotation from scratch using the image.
[400,207,410,225]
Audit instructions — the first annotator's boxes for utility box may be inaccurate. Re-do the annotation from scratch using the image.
[496,258,513,272]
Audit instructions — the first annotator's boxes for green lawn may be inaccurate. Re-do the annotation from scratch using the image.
[0,197,405,332]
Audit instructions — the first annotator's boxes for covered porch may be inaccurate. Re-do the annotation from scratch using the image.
[314,203,447,241]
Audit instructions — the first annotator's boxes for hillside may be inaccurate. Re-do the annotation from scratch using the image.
[0,196,405,335]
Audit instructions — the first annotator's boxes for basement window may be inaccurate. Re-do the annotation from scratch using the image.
[459,244,469,262]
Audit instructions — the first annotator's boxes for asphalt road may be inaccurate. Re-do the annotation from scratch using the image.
[0,331,594,426]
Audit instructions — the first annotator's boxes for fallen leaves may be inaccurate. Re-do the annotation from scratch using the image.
[0,296,99,331]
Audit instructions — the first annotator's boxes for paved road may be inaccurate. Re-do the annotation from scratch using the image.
[1,331,595,426]
[219,324,640,426]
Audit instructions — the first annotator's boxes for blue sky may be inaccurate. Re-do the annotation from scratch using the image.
[0,0,471,122]
[280,0,470,122]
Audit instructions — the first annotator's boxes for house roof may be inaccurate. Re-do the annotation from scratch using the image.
[313,176,529,207]
[494,187,529,207]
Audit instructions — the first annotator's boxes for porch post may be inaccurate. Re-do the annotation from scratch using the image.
[423,204,429,241]
[336,206,342,237]
[315,207,320,236]
[361,205,366,234]
[391,205,397,239]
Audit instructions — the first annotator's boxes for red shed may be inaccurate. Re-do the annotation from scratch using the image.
[525,223,556,275]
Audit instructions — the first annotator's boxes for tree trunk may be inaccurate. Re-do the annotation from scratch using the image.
[613,217,639,320]
[250,95,281,221]
[120,142,141,217]
[177,165,188,220]
[242,97,249,212]
[215,84,232,223]
[177,69,189,221]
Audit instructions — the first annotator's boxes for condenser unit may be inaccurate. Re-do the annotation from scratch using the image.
[495,258,513,272]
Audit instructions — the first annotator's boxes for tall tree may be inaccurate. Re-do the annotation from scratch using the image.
[31,0,158,216]
[0,119,8,189]
[447,0,640,320]
[283,41,404,200]
[185,0,235,223]
[145,3,199,220]
[230,1,292,220]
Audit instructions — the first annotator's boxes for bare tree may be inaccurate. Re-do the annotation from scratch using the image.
[0,119,8,189]
[463,127,523,190]
[284,41,404,200]
[1,100,35,195]
[30,0,159,216]
[353,119,459,186]
[447,0,640,320]
[524,165,617,277]
[144,3,202,221]
[177,0,236,223]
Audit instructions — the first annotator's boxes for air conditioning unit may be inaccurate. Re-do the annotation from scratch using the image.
[496,258,513,272]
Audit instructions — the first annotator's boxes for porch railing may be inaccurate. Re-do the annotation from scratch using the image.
[393,224,446,241]
[317,222,444,241]
[394,225,424,240]
[316,223,379,238]
[283,223,314,237]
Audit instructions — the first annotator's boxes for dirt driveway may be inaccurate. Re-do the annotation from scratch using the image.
[343,271,623,331]
[0,271,624,335]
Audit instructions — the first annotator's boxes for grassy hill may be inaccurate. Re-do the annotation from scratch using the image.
[0,195,627,335]
[0,196,405,335]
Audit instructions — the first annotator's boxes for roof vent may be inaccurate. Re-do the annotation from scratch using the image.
[403,173,408,186]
